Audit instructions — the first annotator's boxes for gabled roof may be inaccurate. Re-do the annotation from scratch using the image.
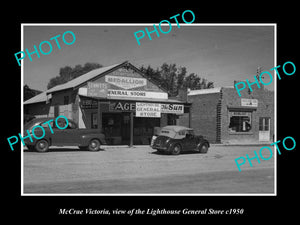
[24,91,48,105]
[46,61,169,95]
[24,61,170,105]
[25,62,124,104]
[46,62,123,94]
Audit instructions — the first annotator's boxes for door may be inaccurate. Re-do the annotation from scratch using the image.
[259,117,270,141]
[52,120,80,146]
[182,130,197,151]
[122,113,131,144]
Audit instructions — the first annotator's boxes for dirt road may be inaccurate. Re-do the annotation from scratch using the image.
[23,145,275,194]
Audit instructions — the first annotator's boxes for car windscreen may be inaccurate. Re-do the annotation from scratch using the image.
[158,129,176,138]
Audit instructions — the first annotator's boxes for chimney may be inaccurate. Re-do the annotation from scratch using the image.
[178,87,188,102]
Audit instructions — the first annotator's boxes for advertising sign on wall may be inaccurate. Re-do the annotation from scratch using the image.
[105,75,147,90]
[241,98,258,107]
[109,101,136,112]
[107,89,168,99]
[87,82,108,98]
[161,104,184,114]
[136,102,161,118]
[81,99,98,109]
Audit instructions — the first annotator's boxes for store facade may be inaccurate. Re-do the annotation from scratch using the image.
[40,61,190,145]
[179,83,274,144]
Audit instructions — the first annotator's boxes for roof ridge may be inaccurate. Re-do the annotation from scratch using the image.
[46,61,126,94]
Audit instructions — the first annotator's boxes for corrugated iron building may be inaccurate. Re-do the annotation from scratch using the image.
[24,61,190,145]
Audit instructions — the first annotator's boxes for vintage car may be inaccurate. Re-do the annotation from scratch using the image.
[24,117,106,152]
[151,125,210,155]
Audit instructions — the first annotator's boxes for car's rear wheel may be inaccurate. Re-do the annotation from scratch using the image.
[88,139,101,151]
[171,144,181,155]
[198,143,209,153]
[35,139,49,153]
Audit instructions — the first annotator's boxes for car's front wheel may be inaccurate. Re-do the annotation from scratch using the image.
[35,139,49,153]
[88,139,101,151]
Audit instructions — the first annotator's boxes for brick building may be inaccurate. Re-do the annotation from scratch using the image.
[179,83,274,144]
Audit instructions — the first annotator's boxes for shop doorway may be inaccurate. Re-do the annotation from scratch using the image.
[102,112,133,145]
[259,117,270,141]
[133,117,160,145]
[102,112,161,145]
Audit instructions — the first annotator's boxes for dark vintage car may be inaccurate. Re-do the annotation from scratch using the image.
[151,125,210,155]
[24,117,106,152]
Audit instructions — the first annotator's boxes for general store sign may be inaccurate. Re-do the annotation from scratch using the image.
[136,102,161,117]
[161,104,184,114]
[241,98,258,107]
[105,75,147,90]
[107,89,168,99]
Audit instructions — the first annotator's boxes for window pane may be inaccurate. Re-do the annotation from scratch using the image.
[259,117,263,131]
[264,118,270,131]
[229,111,252,132]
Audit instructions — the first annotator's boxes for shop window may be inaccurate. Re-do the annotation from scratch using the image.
[228,111,252,132]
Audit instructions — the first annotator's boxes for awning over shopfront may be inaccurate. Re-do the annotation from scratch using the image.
[78,87,186,104]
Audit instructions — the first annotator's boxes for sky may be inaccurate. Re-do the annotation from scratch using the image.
[23,24,275,91]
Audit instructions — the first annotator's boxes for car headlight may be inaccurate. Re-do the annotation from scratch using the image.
[165,138,170,144]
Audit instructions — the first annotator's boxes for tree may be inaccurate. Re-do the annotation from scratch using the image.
[24,84,42,101]
[139,65,161,83]
[140,63,213,96]
[47,62,102,89]
[183,73,214,90]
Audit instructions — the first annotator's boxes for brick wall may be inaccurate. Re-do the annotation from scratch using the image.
[186,92,220,143]
[220,87,274,144]
[180,85,274,144]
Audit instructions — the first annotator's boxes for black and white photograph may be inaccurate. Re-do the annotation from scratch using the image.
[2,5,298,221]
[21,24,275,195]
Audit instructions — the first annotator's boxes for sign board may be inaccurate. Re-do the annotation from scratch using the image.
[232,111,251,116]
[109,101,136,112]
[107,89,168,99]
[161,104,184,114]
[241,98,258,107]
[87,82,108,98]
[136,102,161,117]
[105,75,147,90]
[81,99,98,109]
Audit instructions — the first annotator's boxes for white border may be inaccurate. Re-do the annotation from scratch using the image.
[21,23,277,196]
